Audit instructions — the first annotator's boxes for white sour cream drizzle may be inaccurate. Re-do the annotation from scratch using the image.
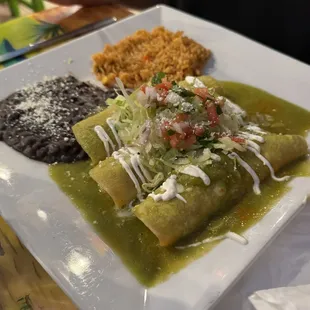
[175,231,248,249]
[113,150,143,201]
[246,140,261,152]
[112,147,153,201]
[246,146,290,182]
[180,165,211,186]
[106,118,122,149]
[137,156,153,181]
[244,124,267,135]
[125,147,152,181]
[149,175,187,203]
[130,154,147,183]
[238,131,265,143]
[94,125,115,157]
[228,152,261,195]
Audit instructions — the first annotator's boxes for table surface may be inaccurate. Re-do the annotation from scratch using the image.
[0,5,131,309]
[1,5,310,310]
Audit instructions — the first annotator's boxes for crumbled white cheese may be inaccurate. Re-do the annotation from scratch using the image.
[165,91,184,105]
[185,76,205,88]
[180,102,194,112]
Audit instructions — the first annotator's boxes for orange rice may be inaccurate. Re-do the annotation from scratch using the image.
[92,26,211,89]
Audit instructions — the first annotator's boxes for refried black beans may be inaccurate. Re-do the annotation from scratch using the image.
[0,76,128,163]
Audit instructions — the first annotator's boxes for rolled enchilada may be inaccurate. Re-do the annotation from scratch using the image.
[72,73,308,247]
[133,135,307,246]
[90,156,139,208]
[86,76,226,207]
[72,105,119,165]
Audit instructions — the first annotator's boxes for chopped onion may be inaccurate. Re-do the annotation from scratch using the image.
[172,122,183,134]
[174,158,191,165]
[219,137,246,152]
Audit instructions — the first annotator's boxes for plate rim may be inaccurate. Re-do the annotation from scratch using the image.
[0,5,310,310]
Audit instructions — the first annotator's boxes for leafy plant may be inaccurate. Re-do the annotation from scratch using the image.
[0,39,26,67]
[31,20,64,42]
[17,294,33,310]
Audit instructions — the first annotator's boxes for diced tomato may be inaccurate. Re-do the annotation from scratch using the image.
[155,82,172,101]
[174,113,189,123]
[179,134,197,150]
[160,120,171,141]
[158,99,168,106]
[194,88,210,100]
[169,134,180,149]
[169,133,196,150]
[143,55,150,62]
[140,84,147,93]
[231,136,245,144]
[182,123,193,136]
[155,81,172,92]
[194,126,205,137]
[205,102,219,127]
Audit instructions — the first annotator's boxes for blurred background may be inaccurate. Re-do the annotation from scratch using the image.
[0,1,55,22]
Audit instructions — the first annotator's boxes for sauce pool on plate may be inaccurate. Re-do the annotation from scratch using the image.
[49,82,310,287]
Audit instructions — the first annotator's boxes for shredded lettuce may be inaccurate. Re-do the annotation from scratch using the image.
[142,172,164,193]
[106,75,252,178]
[115,77,135,107]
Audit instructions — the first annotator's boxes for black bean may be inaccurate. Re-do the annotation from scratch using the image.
[7,112,20,122]
[47,144,59,155]
[60,144,71,152]
[19,131,30,137]
[0,75,122,163]
[3,131,11,140]
[36,147,47,158]
[8,137,18,145]
[24,146,35,157]
[72,116,84,124]
[60,154,72,162]
[0,121,6,130]
[76,151,87,160]
[32,141,41,151]
[22,136,36,146]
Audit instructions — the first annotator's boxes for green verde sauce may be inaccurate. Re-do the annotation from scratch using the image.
[49,82,310,287]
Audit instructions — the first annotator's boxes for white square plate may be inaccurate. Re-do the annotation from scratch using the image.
[0,5,310,310]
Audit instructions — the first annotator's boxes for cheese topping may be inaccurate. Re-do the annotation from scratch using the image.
[185,76,205,88]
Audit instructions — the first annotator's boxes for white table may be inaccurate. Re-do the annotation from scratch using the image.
[215,203,310,309]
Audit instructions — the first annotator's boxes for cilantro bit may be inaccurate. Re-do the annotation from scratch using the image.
[171,82,195,97]
[167,129,175,136]
[151,72,166,85]
[216,105,223,115]
[199,140,213,148]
